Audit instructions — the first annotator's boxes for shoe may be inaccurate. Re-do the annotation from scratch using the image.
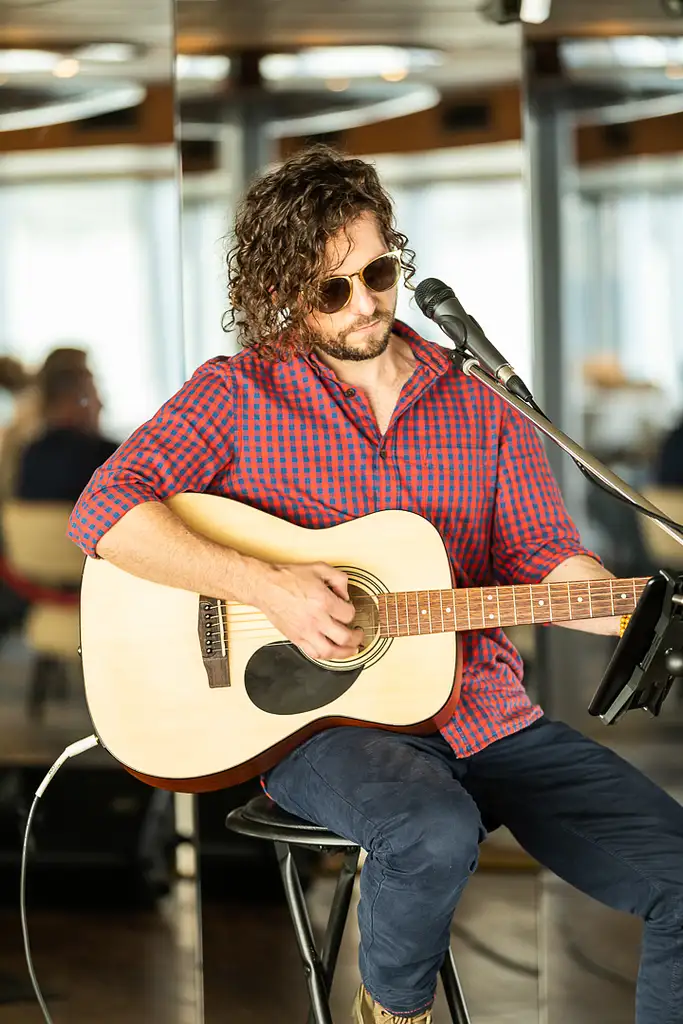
[352,983,433,1023]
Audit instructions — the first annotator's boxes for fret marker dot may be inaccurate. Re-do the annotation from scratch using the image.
[421,609,426,615]
[446,607,451,613]
[577,597,583,603]
[487,595,493,600]
[489,613,494,619]
[620,593,626,600]
[538,600,544,606]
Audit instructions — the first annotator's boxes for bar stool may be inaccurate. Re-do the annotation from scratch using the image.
[226,795,472,1024]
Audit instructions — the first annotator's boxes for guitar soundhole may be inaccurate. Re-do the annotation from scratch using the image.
[244,644,362,715]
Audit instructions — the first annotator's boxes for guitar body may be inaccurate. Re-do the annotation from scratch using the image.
[80,494,460,792]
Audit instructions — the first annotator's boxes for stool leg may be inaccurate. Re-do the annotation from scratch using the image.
[275,841,333,1024]
[305,848,360,1024]
[440,947,471,1024]
[320,848,360,982]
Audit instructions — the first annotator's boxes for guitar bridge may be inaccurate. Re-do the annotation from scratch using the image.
[198,596,230,688]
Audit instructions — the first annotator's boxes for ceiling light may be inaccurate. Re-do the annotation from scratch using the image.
[382,68,409,83]
[326,78,350,92]
[72,43,140,63]
[563,37,683,70]
[260,47,441,82]
[176,54,230,80]
[53,58,80,79]
[0,49,61,74]
[520,0,552,23]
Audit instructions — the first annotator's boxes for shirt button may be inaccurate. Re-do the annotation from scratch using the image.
[344,388,356,397]
[379,447,387,459]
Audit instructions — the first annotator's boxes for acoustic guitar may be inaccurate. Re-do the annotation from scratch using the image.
[79,493,647,792]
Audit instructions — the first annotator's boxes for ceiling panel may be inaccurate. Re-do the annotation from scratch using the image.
[0,0,173,46]
[0,0,680,95]
[541,0,683,34]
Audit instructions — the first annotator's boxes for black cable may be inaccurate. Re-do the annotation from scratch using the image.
[450,922,539,978]
[561,927,635,990]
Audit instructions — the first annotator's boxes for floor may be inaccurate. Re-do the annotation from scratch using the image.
[0,863,645,1024]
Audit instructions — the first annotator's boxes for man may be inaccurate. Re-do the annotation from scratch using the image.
[18,366,118,504]
[68,145,683,1024]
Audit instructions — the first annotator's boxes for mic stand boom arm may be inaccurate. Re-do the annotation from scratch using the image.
[454,353,683,552]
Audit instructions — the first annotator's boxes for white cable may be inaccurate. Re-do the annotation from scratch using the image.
[20,734,100,1023]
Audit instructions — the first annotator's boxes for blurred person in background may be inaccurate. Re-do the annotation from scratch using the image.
[17,366,118,504]
[0,355,33,501]
[0,346,90,500]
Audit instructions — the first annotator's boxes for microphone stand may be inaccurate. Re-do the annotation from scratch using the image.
[449,349,683,725]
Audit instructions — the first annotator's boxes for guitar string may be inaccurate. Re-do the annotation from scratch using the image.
[208,600,638,643]
[216,598,643,626]
[216,594,641,632]
[196,580,646,643]
[215,578,646,622]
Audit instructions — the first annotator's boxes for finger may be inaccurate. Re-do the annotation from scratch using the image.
[301,635,353,662]
[321,619,357,650]
[326,591,356,624]
[318,564,349,602]
[352,626,366,650]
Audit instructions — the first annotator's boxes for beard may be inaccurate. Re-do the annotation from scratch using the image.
[302,308,395,362]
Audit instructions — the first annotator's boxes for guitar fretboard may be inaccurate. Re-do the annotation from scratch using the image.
[376,577,648,638]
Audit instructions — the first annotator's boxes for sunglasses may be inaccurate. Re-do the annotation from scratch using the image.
[316,249,402,315]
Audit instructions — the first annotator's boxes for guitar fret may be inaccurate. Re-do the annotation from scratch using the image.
[382,577,647,639]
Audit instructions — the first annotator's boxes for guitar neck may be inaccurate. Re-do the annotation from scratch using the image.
[376,577,649,638]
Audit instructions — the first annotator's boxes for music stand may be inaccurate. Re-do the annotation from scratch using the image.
[588,571,683,725]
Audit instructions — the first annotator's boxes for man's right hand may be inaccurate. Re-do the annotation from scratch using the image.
[253,561,365,662]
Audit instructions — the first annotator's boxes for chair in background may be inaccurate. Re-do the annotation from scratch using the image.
[1,501,82,719]
[638,487,683,573]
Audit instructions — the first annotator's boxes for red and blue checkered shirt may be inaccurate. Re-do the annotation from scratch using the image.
[69,320,594,756]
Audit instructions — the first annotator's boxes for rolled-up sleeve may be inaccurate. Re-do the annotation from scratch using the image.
[491,404,600,585]
[68,358,236,557]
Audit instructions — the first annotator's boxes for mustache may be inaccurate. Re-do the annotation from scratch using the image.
[342,311,392,337]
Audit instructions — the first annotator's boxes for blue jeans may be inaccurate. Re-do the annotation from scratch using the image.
[264,717,683,1021]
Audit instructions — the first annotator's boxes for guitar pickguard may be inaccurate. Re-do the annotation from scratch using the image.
[244,643,362,715]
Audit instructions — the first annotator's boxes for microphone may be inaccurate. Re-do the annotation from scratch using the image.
[414,278,533,402]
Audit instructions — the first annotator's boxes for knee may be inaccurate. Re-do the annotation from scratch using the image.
[645,885,683,932]
[379,797,483,886]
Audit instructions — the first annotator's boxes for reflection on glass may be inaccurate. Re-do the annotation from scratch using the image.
[0,4,201,1022]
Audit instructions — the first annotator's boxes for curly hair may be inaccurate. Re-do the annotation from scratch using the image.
[224,144,416,360]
